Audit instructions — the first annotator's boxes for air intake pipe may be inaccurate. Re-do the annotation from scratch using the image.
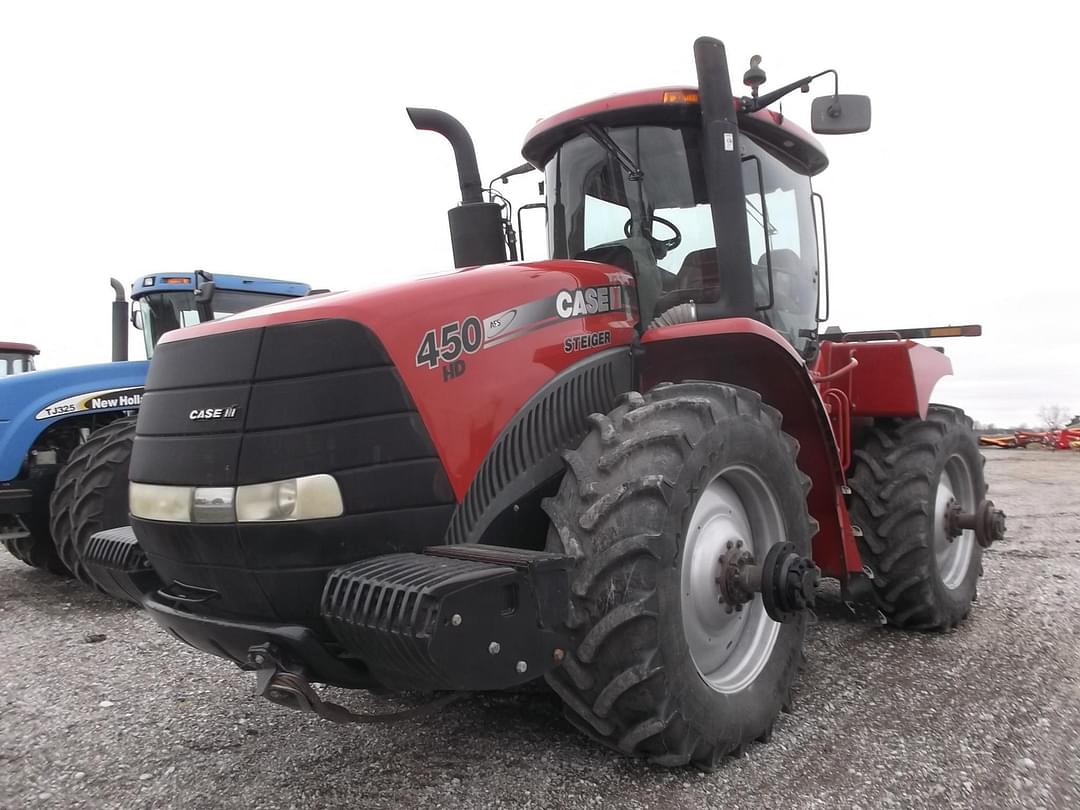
[693,37,755,318]
[109,277,128,362]
[407,107,507,268]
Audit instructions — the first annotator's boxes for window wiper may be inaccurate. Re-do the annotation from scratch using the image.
[584,124,644,181]
[746,198,778,235]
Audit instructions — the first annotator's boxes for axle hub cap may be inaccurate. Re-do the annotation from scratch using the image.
[681,468,782,694]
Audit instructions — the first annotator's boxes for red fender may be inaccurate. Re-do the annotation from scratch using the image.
[813,339,953,420]
[639,318,861,579]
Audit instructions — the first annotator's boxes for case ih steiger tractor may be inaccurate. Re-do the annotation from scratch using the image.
[79,37,1006,767]
[0,272,310,592]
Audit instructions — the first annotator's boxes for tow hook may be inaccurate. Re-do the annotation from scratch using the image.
[716,541,820,624]
[246,643,463,724]
[945,499,1007,548]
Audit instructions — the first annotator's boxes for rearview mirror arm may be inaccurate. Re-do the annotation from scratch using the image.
[741,69,837,113]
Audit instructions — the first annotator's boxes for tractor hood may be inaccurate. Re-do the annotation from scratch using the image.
[0,360,149,481]
[145,259,638,498]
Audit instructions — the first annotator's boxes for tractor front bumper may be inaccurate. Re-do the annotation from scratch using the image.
[84,526,572,693]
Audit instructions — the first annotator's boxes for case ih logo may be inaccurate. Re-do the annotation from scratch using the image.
[189,405,239,421]
[555,285,624,319]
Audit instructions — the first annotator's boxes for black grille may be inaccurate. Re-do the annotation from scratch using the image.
[130,318,456,622]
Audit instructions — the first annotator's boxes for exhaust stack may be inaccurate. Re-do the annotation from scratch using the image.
[408,107,506,268]
[109,277,128,362]
[693,37,755,317]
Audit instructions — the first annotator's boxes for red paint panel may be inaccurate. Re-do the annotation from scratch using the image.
[640,319,861,577]
[814,340,953,420]
[159,260,638,500]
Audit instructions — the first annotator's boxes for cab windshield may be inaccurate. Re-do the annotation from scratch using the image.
[545,125,820,353]
[137,290,290,358]
[0,352,35,376]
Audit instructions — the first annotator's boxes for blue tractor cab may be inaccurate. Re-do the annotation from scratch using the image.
[0,271,311,581]
[130,271,311,358]
[0,343,39,377]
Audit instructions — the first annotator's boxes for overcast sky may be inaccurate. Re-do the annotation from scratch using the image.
[1,1,1076,428]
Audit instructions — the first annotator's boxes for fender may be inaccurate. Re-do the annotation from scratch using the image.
[639,318,860,579]
[813,339,952,419]
[0,361,148,481]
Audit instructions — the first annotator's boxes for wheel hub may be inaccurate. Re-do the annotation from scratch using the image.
[944,498,1007,548]
[680,469,817,694]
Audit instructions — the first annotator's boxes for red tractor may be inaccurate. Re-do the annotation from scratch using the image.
[80,37,1005,768]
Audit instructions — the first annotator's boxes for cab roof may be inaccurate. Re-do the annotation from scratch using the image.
[130,273,311,300]
[0,342,39,355]
[522,86,829,176]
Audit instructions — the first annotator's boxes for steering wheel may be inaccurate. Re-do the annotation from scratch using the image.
[623,215,682,257]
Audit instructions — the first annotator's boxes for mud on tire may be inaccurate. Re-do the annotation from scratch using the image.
[847,405,986,630]
[49,416,137,601]
[542,381,815,768]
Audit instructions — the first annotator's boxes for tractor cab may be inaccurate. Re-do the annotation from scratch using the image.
[522,88,832,357]
[129,271,311,357]
[0,342,39,377]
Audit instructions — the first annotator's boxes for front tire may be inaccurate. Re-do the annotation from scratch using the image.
[848,405,985,630]
[543,382,815,768]
[49,417,137,601]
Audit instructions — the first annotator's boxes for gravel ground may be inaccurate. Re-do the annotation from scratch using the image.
[1,448,1077,809]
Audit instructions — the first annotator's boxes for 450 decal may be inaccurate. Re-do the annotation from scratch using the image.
[415,316,484,368]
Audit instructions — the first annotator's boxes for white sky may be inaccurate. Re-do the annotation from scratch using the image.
[1,1,1077,428]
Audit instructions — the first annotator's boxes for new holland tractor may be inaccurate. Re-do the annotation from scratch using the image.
[0,271,310,588]
[78,37,1005,767]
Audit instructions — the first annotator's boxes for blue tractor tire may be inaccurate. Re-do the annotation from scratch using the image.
[49,416,138,601]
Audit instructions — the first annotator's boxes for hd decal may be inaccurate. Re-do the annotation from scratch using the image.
[35,387,144,421]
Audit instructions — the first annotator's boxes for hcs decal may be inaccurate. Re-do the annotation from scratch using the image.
[35,387,144,421]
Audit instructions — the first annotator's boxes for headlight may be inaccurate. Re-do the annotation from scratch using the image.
[129,475,343,523]
[130,482,194,522]
[235,475,343,522]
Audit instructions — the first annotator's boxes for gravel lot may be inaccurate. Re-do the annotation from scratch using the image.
[1,448,1077,809]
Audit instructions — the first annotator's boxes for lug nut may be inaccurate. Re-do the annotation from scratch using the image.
[488,641,501,655]
[450,614,462,626]
[515,660,528,674]
[253,654,264,666]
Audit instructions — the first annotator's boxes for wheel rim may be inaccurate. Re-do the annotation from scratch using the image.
[933,453,976,589]
[680,466,782,694]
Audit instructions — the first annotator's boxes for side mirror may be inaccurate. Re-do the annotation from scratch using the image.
[194,280,216,304]
[130,302,143,330]
[810,94,871,134]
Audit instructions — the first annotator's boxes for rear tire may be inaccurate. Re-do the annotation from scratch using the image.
[847,405,985,630]
[49,417,137,601]
[543,382,815,768]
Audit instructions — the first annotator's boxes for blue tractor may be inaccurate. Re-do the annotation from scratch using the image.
[0,271,310,588]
